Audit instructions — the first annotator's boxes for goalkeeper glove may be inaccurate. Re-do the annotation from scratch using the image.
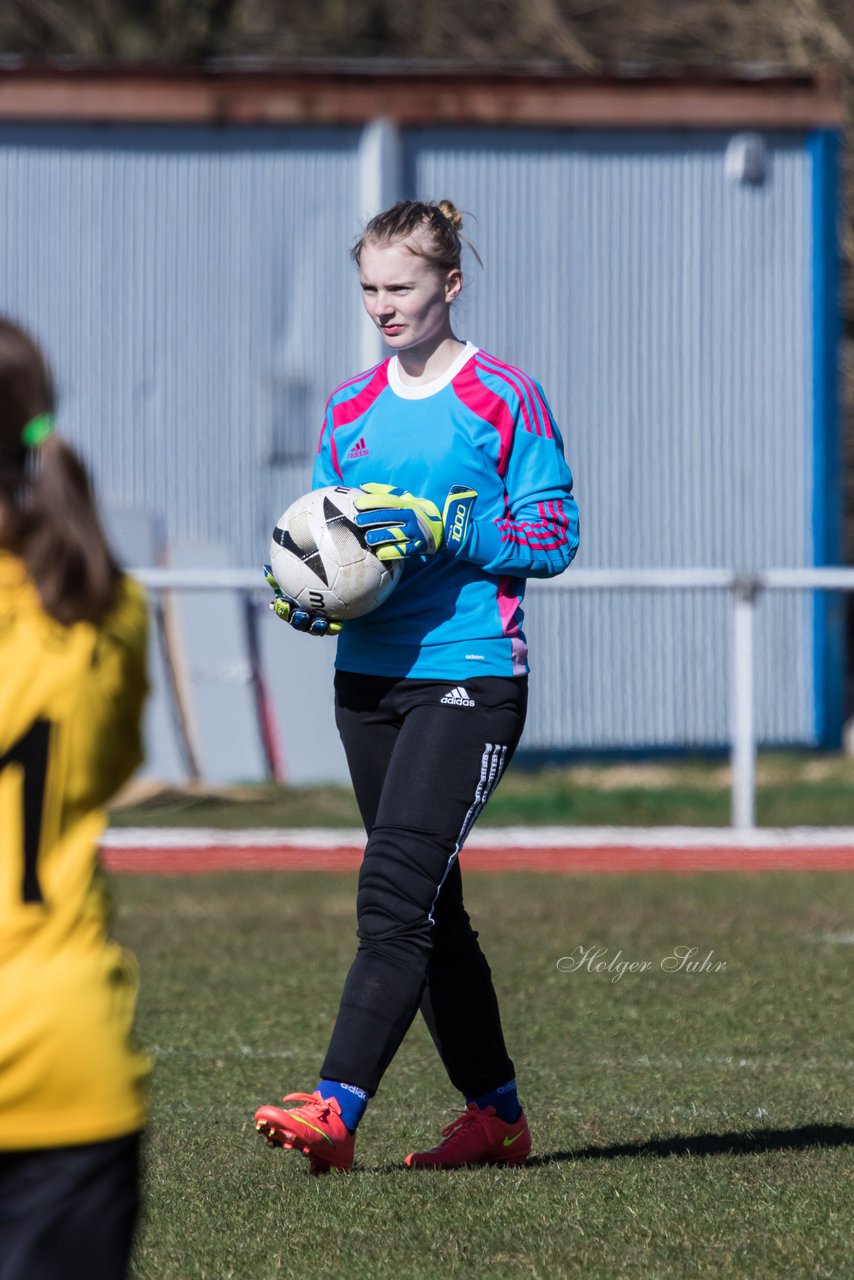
[262,565,342,637]
[353,483,477,562]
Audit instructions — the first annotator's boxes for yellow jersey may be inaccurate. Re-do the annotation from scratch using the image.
[0,552,151,1148]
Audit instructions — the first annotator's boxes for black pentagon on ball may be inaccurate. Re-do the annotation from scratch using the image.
[272,522,329,586]
[322,495,370,558]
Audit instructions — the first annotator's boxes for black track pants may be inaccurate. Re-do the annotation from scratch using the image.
[320,671,527,1098]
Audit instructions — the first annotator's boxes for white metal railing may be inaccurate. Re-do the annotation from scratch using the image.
[134,567,854,830]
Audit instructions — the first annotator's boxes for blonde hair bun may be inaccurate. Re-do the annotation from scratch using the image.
[437,200,463,232]
[352,199,480,271]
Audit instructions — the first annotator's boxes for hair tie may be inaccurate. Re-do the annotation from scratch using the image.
[21,414,55,448]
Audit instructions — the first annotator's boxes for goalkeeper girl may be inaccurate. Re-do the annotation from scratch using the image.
[0,320,149,1276]
[256,200,579,1172]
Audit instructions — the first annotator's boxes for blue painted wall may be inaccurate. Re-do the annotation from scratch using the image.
[809,128,844,748]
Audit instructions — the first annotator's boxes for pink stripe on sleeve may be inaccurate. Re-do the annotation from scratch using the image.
[314,412,343,479]
[451,359,517,477]
[317,362,389,481]
[476,352,554,439]
[315,417,328,456]
[474,354,539,438]
[331,362,390,430]
[331,360,386,398]
[498,499,569,551]
[328,418,342,479]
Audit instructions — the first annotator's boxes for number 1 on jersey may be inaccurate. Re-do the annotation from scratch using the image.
[0,719,52,904]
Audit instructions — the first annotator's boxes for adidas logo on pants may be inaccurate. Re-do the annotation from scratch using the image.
[440,686,475,707]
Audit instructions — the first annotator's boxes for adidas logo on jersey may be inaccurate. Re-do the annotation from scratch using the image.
[346,437,370,459]
[440,686,475,707]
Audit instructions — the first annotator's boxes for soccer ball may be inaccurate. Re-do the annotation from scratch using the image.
[270,485,403,620]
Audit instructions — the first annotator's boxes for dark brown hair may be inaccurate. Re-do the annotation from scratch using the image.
[352,198,481,273]
[0,318,119,626]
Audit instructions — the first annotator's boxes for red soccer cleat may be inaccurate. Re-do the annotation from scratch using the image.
[404,1103,531,1169]
[254,1091,355,1174]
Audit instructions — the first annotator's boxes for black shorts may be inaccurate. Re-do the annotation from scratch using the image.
[0,1132,141,1280]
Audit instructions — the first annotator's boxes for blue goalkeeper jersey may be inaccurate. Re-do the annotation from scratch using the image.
[312,341,579,679]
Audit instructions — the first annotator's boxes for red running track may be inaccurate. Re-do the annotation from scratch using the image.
[100,843,854,875]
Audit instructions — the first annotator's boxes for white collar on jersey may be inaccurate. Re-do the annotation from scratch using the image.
[387,340,479,400]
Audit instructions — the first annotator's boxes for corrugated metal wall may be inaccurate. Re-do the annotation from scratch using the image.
[407,128,814,747]
[0,121,820,772]
[0,125,363,562]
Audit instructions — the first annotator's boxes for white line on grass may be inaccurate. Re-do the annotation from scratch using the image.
[146,1046,854,1071]
[102,826,854,850]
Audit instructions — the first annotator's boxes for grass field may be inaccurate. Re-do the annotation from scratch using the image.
[118,869,854,1280]
[109,754,854,829]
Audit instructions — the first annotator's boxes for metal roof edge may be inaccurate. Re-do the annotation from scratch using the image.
[0,61,842,128]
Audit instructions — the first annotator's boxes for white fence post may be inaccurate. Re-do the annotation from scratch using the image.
[731,577,760,830]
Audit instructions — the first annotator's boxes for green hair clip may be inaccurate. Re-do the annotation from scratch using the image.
[21,414,55,448]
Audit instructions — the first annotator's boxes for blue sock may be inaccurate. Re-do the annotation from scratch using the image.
[466,1078,521,1124]
[315,1079,370,1133]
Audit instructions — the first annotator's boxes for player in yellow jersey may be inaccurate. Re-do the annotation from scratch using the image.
[0,319,150,1280]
